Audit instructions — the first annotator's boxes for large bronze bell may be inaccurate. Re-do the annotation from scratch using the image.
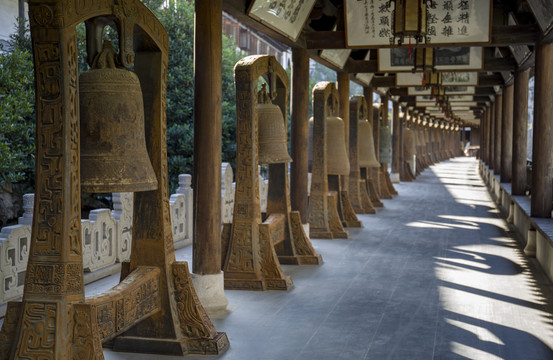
[79,40,158,193]
[257,84,292,164]
[379,125,393,164]
[308,116,350,175]
[326,116,350,175]
[358,120,380,168]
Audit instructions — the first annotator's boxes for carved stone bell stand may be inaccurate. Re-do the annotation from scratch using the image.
[309,82,354,239]
[0,1,228,358]
[348,96,376,214]
[221,55,322,291]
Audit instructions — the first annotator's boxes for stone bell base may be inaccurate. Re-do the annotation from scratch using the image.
[191,271,229,314]
[390,172,401,183]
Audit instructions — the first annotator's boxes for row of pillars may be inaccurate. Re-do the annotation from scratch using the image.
[192,0,462,279]
[481,41,553,218]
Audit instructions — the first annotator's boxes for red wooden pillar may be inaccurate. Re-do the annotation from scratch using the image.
[531,41,553,217]
[290,48,310,223]
[512,68,530,195]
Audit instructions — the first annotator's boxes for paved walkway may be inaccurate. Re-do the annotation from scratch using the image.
[56,157,553,359]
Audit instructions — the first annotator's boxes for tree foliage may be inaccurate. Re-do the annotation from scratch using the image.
[152,0,245,192]
[0,20,35,188]
[0,2,245,197]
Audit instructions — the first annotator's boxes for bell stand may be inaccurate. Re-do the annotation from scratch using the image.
[401,121,416,182]
[0,1,229,358]
[380,105,399,197]
[348,96,376,214]
[309,82,350,239]
[221,55,320,291]
[357,101,384,208]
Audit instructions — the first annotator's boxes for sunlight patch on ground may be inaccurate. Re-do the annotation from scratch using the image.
[438,215,509,231]
[450,341,504,360]
[446,318,504,345]
[406,220,480,230]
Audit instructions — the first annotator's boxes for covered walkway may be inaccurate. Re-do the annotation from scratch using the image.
[102,157,553,360]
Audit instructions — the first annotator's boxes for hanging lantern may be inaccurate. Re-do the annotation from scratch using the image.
[391,0,429,45]
[424,71,442,88]
[413,48,435,72]
[379,126,393,164]
[257,84,293,165]
[358,120,381,168]
[80,40,158,193]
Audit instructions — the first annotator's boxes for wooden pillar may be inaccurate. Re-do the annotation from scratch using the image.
[488,102,497,170]
[501,84,514,183]
[531,41,553,217]
[487,107,493,166]
[482,109,488,163]
[364,87,379,161]
[493,93,503,173]
[290,48,310,223]
[337,72,350,190]
[512,68,530,195]
[391,101,400,178]
[193,0,222,275]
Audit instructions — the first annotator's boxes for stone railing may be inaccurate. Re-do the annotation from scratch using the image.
[0,181,194,309]
[0,163,271,312]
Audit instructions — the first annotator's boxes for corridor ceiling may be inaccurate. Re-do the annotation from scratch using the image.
[223,0,552,126]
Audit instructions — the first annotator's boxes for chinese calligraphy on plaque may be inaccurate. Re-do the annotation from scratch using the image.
[248,0,316,41]
[345,0,491,47]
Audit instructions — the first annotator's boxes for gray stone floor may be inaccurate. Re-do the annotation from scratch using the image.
[8,157,553,359]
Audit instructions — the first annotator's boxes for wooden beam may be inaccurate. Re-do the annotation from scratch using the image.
[479,74,505,86]
[347,56,516,74]
[306,26,540,49]
[371,76,395,88]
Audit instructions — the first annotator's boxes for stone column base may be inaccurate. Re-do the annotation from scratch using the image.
[191,271,229,314]
[390,172,401,183]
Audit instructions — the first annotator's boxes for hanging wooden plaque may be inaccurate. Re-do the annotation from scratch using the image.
[378,46,483,72]
[248,0,316,41]
[345,0,492,48]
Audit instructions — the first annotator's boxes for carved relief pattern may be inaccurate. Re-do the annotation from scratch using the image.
[14,302,57,358]
[309,84,333,235]
[225,223,255,273]
[258,223,288,284]
[340,191,362,226]
[289,212,317,256]
[0,302,22,359]
[72,304,103,360]
[67,30,82,258]
[24,262,83,294]
[172,262,218,339]
[33,36,64,257]
[327,193,348,238]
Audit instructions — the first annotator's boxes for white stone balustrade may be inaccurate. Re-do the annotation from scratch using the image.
[0,164,269,311]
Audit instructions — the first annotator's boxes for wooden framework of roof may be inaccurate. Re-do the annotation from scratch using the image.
[223,0,553,126]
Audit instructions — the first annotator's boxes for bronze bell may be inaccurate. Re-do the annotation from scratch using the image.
[379,125,393,164]
[79,40,158,193]
[326,116,350,176]
[257,84,293,165]
[358,120,380,168]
